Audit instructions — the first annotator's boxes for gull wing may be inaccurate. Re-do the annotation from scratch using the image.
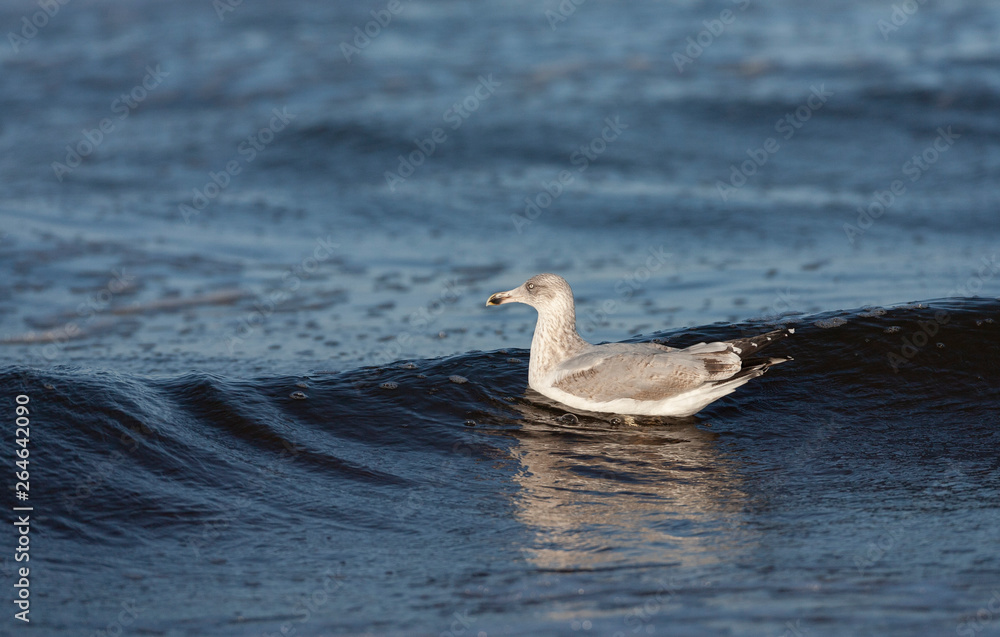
[551,342,743,403]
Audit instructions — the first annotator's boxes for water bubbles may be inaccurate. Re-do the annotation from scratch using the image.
[814,316,848,329]
[295,382,308,389]
[858,307,887,317]
[557,413,579,424]
[884,326,902,333]
[379,382,399,390]
[507,357,522,363]
[289,391,308,400]
[449,375,468,384]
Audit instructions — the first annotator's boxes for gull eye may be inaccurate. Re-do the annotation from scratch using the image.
[527,283,535,290]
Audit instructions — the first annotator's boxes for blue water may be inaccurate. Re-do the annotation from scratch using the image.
[1,0,999,635]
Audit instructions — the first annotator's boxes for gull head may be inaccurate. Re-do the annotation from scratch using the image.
[486,273,574,310]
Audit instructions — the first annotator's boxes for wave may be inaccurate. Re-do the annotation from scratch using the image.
[3,297,998,542]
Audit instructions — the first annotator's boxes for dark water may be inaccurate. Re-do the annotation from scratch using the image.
[3,301,1000,636]
[2,0,1000,634]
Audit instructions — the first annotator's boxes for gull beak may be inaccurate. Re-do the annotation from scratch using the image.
[486,290,514,306]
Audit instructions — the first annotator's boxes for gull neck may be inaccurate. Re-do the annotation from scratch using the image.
[528,298,589,384]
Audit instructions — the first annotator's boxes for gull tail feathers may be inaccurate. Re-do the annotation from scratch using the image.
[726,328,795,360]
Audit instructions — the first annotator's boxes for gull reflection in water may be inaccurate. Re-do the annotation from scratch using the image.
[505,389,754,573]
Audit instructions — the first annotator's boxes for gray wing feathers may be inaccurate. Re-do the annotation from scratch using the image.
[552,342,743,403]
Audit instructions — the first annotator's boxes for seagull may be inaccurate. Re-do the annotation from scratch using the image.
[487,273,792,417]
